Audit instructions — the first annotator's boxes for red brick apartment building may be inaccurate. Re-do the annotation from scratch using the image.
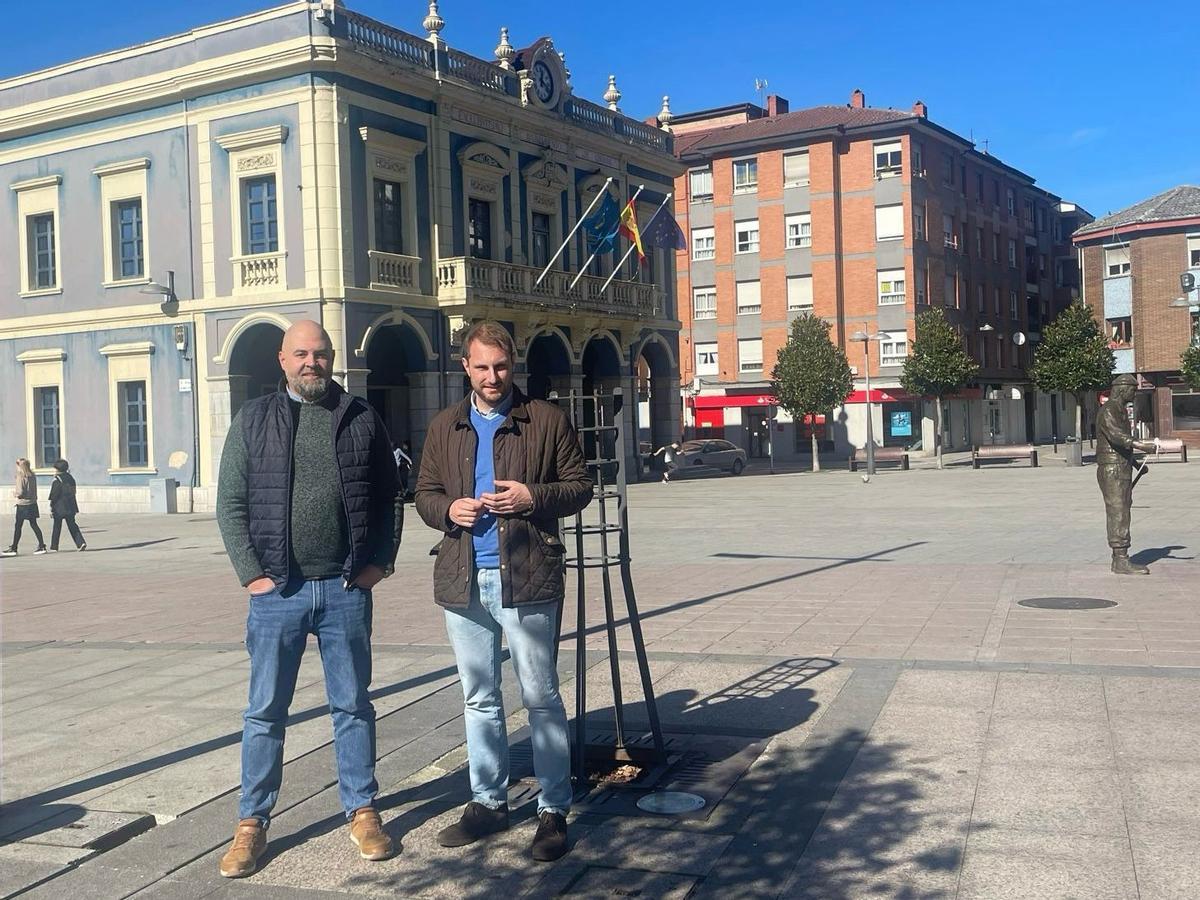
[669,90,1092,461]
[1074,186,1200,446]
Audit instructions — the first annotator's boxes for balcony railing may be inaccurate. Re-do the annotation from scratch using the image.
[232,251,286,292]
[369,250,421,291]
[436,257,661,318]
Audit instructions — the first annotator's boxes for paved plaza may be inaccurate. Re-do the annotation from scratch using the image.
[2,459,1199,898]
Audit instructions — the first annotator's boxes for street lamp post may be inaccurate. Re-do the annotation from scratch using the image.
[850,331,881,476]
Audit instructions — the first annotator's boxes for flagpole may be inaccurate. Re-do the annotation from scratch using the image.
[600,192,672,293]
[569,184,644,291]
[535,176,613,287]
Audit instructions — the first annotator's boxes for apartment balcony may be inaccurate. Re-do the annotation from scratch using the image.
[435,257,662,319]
[232,251,287,293]
[369,250,421,292]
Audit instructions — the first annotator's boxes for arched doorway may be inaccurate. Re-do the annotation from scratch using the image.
[228,322,285,419]
[524,331,573,400]
[581,334,625,466]
[365,323,427,448]
[636,338,675,458]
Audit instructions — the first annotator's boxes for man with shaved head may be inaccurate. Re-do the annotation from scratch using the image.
[216,319,400,876]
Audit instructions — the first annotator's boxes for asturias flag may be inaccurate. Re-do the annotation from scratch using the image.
[581,193,620,256]
[618,200,645,262]
[641,204,687,251]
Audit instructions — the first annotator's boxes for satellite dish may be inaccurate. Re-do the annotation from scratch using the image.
[1012,332,1027,345]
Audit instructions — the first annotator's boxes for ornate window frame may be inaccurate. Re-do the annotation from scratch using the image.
[11,175,63,297]
[99,341,157,474]
[361,127,425,292]
[521,157,568,270]
[17,348,67,474]
[215,125,289,294]
[458,141,510,261]
[94,158,152,287]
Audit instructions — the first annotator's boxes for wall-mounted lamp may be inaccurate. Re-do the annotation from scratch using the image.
[139,270,177,313]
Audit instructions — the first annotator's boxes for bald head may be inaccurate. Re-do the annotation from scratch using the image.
[279,319,334,401]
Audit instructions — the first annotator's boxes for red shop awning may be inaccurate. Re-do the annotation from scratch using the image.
[690,393,778,409]
[844,389,915,404]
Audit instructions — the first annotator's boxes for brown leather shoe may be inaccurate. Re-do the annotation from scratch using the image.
[349,806,394,861]
[219,818,266,878]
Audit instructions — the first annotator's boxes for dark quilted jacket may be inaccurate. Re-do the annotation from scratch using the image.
[415,388,592,608]
[241,382,398,588]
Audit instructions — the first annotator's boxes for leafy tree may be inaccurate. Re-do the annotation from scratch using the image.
[1030,301,1114,455]
[1181,344,1200,391]
[899,308,979,469]
[771,313,853,472]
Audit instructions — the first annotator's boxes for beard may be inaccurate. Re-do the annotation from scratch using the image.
[289,373,329,402]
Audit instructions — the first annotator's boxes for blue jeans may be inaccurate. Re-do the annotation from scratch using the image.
[240,577,377,824]
[444,568,571,814]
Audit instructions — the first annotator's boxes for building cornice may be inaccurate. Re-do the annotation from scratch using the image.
[1074,216,1200,244]
[17,348,67,363]
[99,341,156,358]
[92,157,151,177]
[214,125,290,151]
[9,174,62,192]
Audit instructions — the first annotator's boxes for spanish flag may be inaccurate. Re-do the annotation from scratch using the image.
[618,200,645,263]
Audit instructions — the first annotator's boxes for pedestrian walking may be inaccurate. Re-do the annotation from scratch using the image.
[654,440,681,483]
[393,440,413,496]
[415,320,592,862]
[48,459,86,552]
[2,459,47,557]
[215,320,401,878]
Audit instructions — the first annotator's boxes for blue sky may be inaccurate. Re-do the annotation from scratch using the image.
[4,1,1193,218]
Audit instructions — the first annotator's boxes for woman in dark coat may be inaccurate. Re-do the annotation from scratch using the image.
[2,458,47,556]
[49,459,86,552]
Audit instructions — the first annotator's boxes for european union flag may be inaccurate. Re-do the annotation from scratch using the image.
[641,204,686,250]
[581,193,620,255]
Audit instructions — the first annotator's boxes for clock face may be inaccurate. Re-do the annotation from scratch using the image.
[532,60,554,103]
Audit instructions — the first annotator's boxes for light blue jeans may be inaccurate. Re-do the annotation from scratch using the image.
[240,577,377,825]
[443,568,571,814]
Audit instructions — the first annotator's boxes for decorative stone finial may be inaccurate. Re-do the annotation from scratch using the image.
[423,0,444,44]
[604,74,621,111]
[494,27,514,69]
[658,95,673,131]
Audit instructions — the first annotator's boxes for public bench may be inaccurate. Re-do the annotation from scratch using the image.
[1144,438,1189,463]
[972,444,1038,468]
[848,446,910,472]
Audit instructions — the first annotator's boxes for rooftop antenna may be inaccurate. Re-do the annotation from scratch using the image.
[754,78,768,109]
[982,138,990,154]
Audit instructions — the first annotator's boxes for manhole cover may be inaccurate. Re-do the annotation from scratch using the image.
[1018,597,1118,610]
[636,791,706,814]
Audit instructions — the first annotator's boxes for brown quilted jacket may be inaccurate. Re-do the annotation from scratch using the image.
[414,389,593,608]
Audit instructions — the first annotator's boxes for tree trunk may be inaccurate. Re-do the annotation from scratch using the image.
[1074,393,1084,444]
[934,397,945,470]
[811,428,820,472]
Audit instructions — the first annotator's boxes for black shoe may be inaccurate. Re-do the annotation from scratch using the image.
[436,802,509,848]
[530,811,568,862]
[0,547,16,557]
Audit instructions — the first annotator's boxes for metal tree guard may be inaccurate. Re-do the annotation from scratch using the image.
[554,387,666,791]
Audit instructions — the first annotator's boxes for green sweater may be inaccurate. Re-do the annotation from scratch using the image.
[218,398,355,585]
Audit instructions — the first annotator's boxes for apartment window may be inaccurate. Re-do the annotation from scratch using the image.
[912,143,924,174]
[976,227,984,257]
[1188,235,1200,268]
[916,268,927,304]
[1105,245,1131,276]
[692,287,716,320]
[468,197,493,260]
[880,332,908,365]
[874,141,902,177]
[689,167,713,202]
[28,214,57,289]
[1036,207,1045,232]
[530,212,551,270]
[120,380,149,468]
[1007,239,1017,268]
[914,206,926,241]
[943,214,956,249]
[786,213,812,249]
[691,227,715,260]
[242,176,278,255]
[875,204,904,241]
[878,269,905,305]
[997,335,1006,368]
[992,179,1001,207]
[787,275,813,311]
[738,338,763,373]
[107,198,145,280]
[733,158,758,193]
[992,232,1000,262]
[1108,317,1133,343]
[695,342,718,376]
[976,171,984,201]
[942,153,954,185]
[35,386,61,468]
[1010,291,1019,321]
[944,274,956,308]
[736,280,761,314]
[373,180,405,254]
[1039,253,1047,275]
[960,165,967,196]
[735,219,760,254]
[993,287,1001,317]
[1023,198,1035,226]
[976,283,985,313]
[1006,187,1015,216]
[978,336,988,367]
[1055,260,1066,287]
[783,151,810,187]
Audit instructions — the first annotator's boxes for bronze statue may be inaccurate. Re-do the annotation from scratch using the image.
[1096,374,1156,574]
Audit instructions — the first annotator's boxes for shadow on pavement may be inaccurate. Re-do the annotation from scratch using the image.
[84,538,178,553]
[1131,544,1192,566]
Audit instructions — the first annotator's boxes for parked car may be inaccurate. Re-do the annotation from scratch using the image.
[675,439,747,476]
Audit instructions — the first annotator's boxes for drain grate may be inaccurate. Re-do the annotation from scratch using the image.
[1018,597,1118,610]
